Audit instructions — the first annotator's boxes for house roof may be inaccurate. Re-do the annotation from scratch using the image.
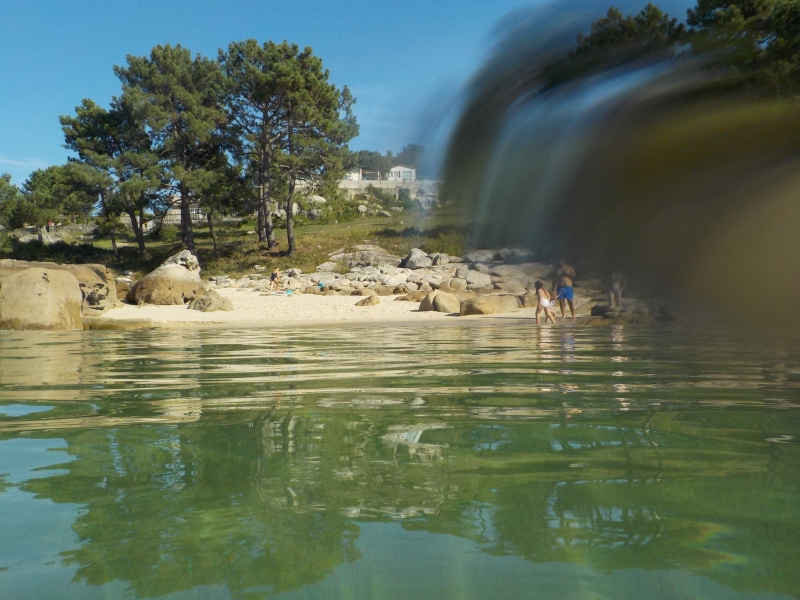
[390,164,415,170]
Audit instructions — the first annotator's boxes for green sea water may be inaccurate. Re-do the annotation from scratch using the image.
[0,324,798,599]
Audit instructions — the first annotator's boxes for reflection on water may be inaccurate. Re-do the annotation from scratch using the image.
[0,325,799,599]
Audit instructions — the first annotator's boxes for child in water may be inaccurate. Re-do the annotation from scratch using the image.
[534,280,555,324]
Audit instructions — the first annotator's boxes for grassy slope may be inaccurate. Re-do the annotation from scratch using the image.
[0,209,469,279]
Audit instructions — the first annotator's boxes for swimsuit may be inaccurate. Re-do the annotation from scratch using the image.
[556,286,574,301]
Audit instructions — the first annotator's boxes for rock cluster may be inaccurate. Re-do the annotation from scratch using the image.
[207,246,557,316]
[0,258,117,315]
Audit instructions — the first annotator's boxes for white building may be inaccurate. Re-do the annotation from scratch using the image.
[388,165,415,182]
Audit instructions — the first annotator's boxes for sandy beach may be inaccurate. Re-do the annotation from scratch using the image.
[97,288,548,329]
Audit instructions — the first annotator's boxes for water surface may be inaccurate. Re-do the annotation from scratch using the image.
[1,324,798,599]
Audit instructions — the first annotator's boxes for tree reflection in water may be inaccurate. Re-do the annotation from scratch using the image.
[1,325,799,598]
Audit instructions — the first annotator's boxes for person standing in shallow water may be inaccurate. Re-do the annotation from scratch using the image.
[534,280,556,324]
[552,260,576,319]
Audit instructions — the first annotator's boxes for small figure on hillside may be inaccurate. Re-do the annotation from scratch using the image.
[269,267,281,292]
[534,280,556,324]
[607,272,626,308]
[552,259,576,319]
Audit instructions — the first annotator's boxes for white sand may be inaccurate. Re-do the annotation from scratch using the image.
[101,288,538,328]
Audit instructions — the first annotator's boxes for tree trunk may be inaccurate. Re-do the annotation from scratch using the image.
[179,186,195,254]
[109,227,120,262]
[257,195,266,243]
[260,177,277,250]
[207,212,219,258]
[126,202,147,257]
[286,178,296,256]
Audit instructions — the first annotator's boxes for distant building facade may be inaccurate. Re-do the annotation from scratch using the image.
[388,165,415,182]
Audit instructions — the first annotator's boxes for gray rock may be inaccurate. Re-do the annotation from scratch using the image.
[455,266,469,279]
[358,204,368,214]
[307,208,322,220]
[496,248,536,263]
[378,211,391,217]
[465,270,492,287]
[308,195,327,204]
[316,261,338,272]
[464,249,500,263]
[405,248,433,269]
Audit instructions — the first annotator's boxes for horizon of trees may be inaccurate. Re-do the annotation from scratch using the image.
[0,39,359,258]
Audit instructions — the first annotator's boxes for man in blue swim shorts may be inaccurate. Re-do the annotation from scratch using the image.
[552,259,576,319]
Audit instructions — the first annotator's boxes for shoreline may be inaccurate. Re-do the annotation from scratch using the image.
[86,288,607,331]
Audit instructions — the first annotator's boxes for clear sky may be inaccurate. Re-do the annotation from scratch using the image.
[0,0,548,184]
[0,0,697,185]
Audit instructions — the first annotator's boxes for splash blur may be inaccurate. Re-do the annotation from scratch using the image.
[442,0,800,333]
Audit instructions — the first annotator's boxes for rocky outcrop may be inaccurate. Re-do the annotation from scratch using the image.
[329,245,402,269]
[126,250,205,305]
[460,295,521,316]
[0,259,117,315]
[0,268,83,330]
[188,289,234,312]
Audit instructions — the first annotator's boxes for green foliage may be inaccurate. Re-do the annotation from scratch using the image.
[153,223,180,242]
[0,173,20,227]
[575,4,685,56]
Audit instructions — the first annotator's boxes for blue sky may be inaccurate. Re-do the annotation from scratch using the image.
[0,0,694,184]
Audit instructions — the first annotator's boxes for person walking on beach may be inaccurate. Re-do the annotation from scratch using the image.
[534,280,556,324]
[269,267,281,292]
[552,260,576,319]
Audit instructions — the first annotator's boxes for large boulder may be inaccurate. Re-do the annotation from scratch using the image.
[404,248,433,269]
[419,291,440,311]
[0,259,117,315]
[126,250,205,305]
[188,289,234,312]
[460,295,521,316]
[433,292,460,314]
[0,268,83,330]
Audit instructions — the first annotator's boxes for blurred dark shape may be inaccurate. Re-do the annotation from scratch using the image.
[442,0,800,334]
